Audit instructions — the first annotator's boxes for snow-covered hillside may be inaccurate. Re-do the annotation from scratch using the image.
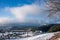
[6,33,55,40]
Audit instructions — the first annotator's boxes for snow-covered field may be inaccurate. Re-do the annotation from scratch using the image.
[5,33,55,40]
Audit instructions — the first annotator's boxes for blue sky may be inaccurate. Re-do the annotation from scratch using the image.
[0,0,35,7]
[0,0,60,25]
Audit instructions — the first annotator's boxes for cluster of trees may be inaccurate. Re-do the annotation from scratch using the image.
[30,24,60,33]
[48,24,60,32]
[30,24,53,32]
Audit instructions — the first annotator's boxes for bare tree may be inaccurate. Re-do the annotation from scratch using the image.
[45,0,60,17]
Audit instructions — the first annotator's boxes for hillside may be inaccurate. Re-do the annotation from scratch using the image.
[48,24,60,32]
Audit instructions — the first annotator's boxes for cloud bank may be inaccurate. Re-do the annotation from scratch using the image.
[0,0,60,25]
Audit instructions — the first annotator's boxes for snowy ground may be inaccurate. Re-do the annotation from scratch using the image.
[5,33,55,40]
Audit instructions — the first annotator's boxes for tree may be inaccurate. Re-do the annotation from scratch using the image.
[45,0,60,17]
[48,24,60,32]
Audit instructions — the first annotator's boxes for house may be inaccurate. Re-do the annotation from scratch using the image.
[34,30,42,35]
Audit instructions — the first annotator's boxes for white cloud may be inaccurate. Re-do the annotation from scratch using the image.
[4,4,41,22]
[0,17,10,24]
[0,17,16,24]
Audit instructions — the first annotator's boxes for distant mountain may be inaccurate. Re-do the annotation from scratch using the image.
[0,23,60,33]
[0,23,40,30]
[10,24,55,32]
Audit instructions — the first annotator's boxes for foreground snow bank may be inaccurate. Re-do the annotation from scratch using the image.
[6,33,55,40]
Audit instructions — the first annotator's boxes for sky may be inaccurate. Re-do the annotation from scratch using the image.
[0,0,60,25]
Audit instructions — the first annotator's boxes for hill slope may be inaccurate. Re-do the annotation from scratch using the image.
[48,24,60,32]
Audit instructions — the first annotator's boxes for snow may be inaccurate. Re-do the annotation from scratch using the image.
[57,38,60,40]
[5,33,55,40]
